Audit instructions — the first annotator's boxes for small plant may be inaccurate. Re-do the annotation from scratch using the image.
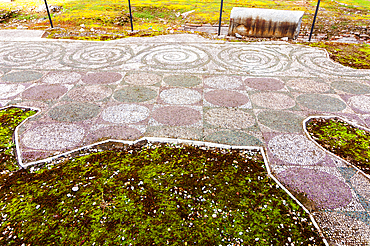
[307,118,370,174]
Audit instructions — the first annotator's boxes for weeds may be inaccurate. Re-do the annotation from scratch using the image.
[307,118,370,174]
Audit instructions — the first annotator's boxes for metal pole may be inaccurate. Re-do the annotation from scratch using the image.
[218,0,224,36]
[128,0,134,31]
[309,0,321,42]
[44,0,54,28]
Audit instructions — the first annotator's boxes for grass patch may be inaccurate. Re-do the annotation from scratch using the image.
[0,108,324,245]
[307,117,370,174]
[306,42,370,69]
[0,107,36,173]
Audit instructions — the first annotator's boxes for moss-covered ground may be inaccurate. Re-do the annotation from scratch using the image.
[0,107,324,245]
[0,107,36,174]
[306,42,370,69]
[307,117,370,174]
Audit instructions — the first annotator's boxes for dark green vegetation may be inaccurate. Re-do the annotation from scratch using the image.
[0,107,324,245]
[0,9,19,23]
[307,42,370,69]
[0,107,36,173]
[307,118,370,174]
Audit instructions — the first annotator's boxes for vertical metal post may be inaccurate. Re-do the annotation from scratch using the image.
[218,0,224,36]
[44,0,54,28]
[128,0,134,31]
[309,0,321,41]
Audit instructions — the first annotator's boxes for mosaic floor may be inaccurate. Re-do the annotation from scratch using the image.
[1,34,370,245]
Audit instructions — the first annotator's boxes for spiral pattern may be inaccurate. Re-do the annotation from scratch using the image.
[216,46,289,74]
[138,45,210,70]
[0,43,63,68]
[62,45,133,69]
[294,47,370,77]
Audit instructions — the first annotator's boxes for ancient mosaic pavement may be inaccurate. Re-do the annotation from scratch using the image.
[1,34,370,245]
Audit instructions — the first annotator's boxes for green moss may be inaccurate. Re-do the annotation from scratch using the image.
[0,107,37,173]
[0,143,324,245]
[306,42,370,69]
[307,118,370,174]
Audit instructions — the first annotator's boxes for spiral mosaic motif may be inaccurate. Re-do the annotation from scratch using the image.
[217,46,289,74]
[0,43,63,68]
[268,134,325,165]
[139,45,210,70]
[294,47,365,77]
[61,45,133,69]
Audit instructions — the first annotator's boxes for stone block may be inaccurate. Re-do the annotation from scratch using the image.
[228,7,304,39]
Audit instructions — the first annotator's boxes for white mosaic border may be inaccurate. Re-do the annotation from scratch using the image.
[303,115,370,181]
[0,105,41,169]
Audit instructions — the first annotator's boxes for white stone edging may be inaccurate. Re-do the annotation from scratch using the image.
[0,105,41,169]
[303,115,370,181]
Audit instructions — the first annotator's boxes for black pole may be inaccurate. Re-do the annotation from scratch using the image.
[128,0,134,31]
[218,0,224,36]
[44,0,54,28]
[309,0,321,41]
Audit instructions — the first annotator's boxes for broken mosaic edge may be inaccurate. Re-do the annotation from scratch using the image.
[4,105,329,245]
[0,105,42,170]
[303,115,370,181]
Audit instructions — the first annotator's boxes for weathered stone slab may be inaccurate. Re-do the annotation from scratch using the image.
[228,7,304,39]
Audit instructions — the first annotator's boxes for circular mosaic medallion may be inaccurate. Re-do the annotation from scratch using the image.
[21,123,85,150]
[204,90,249,107]
[0,43,62,68]
[251,92,295,109]
[1,71,43,83]
[277,168,352,209]
[348,95,370,113]
[68,85,112,102]
[102,104,149,124]
[48,103,101,122]
[217,46,289,73]
[42,71,82,84]
[204,76,243,89]
[125,73,161,86]
[0,84,25,99]
[297,94,346,112]
[268,134,325,165]
[82,72,122,84]
[85,125,142,142]
[22,84,68,100]
[205,130,262,146]
[163,75,201,87]
[294,47,361,77]
[113,87,157,103]
[152,106,201,126]
[332,80,370,94]
[286,79,330,93]
[351,174,370,201]
[139,44,209,70]
[62,45,133,69]
[257,111,304,133]
[160,88,201,105]
[205,108,255,129]
[244,78,284,91]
